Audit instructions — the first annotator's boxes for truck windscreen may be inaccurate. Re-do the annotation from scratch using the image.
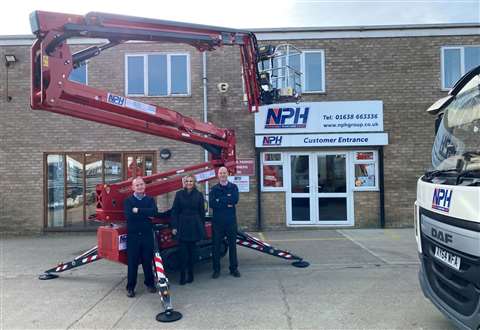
[432,72,480,172]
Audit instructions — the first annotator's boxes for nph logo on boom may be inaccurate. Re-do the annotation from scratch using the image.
[432,188,453,212]
[107,93,126,106]
[265,107,309,129]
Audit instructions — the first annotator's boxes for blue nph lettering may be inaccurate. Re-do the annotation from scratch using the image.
[108,94,125,106]
[432,188,453,209]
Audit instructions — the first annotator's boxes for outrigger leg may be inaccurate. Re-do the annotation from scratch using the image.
[38,246,102,280]
[152,225,182,322]
[236,231,310,268]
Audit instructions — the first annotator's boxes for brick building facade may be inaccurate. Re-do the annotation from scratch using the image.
[0,23,479,233]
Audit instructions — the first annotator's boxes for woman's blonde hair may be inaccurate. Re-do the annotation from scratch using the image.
[182,174,196,188]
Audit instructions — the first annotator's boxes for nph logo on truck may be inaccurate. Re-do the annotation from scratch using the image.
[431,188,452,212]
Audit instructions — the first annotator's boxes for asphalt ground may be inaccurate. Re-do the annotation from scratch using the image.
[0,229,454,329]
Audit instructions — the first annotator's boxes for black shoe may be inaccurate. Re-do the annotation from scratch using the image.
[230,270,241,278]
[186,272,194,283]
[212,271,220,279]
[126,289,135,298]
[146,286,157,293]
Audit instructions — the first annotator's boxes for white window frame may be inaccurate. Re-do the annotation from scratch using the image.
[69,62,88,85]
[125,53,191,97]
[441,45,480,91]
[261,152,286,192]
[301,49,325,94]
[351,150,379,191]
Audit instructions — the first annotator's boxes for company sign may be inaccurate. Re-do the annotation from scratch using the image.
[255,100,383,134]
[265,107,309,128]
[256,133,388,148]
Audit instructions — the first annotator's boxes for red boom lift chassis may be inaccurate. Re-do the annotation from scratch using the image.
[30,10,308,322]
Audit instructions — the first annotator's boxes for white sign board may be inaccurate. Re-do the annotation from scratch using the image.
[256,133,388,148]
[228,176,250,192]
[255,100,383,134]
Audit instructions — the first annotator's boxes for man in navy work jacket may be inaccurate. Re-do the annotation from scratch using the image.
[123,177,158,298]
[209,167,241,278]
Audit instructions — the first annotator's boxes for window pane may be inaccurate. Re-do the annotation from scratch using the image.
[145,155,154,176]
[290,53,301,90]
[305,52,323,91]
[104,153,122,183]
[127,56,144,94]
[264,153,281,162]
[355,163,376,187]
[171,55,188,94]
[127,155,144,179]
[318,154,346,193]
[444,49,461,88]
[47,155,64,227]
[318,198,347,221]
[85,154,102,221]
[69,65,87,84]
[292,198,310,221]
[66,154,85,227]
[148,54,167,96]
[291,155,309,193]
[465,47,480,73]
[263,164,283,188]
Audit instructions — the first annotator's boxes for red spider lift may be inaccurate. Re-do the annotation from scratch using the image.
[30,10,308,322]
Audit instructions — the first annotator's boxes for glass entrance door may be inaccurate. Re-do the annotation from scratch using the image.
[286,152,353,226]
[316,153,352,225]
[287,154,313,224]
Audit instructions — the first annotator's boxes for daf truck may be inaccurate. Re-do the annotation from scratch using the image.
[415,64,480,329]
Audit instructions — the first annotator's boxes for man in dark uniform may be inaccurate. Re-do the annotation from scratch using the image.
[123,177,158,297]
[209,167,241,278]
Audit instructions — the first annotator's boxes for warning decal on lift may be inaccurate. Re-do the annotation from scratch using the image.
[195,169,216,182]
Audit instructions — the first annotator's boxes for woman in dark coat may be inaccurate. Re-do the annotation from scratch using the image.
[171,175,206,285]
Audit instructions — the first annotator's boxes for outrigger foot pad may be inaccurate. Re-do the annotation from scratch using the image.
[291,260,310,268]
[156,310,182,322]
[38,273,59,280]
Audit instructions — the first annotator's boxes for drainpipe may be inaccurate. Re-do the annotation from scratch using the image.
[256,148,262,231]
[379,146,385,228]
[202,52,209,213]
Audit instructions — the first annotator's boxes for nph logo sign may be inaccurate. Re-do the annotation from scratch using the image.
[263,136,282,146]
[265,107,309,129]
[432,188,453,212]
[107,93,126,106]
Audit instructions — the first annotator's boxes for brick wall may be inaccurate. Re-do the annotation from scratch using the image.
[354,191,380,228]
[1,33,479,233]
[256,35,480,228]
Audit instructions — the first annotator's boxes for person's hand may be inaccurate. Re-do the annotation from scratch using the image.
[132,207,138,214]
[172,229,177,235]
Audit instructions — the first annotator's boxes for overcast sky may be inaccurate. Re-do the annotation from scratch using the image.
[1,0,479,35]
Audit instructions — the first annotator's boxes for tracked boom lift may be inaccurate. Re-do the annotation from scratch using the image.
[31,11,308,322]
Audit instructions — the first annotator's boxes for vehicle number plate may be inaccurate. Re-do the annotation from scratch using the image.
[434,246,461,270]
